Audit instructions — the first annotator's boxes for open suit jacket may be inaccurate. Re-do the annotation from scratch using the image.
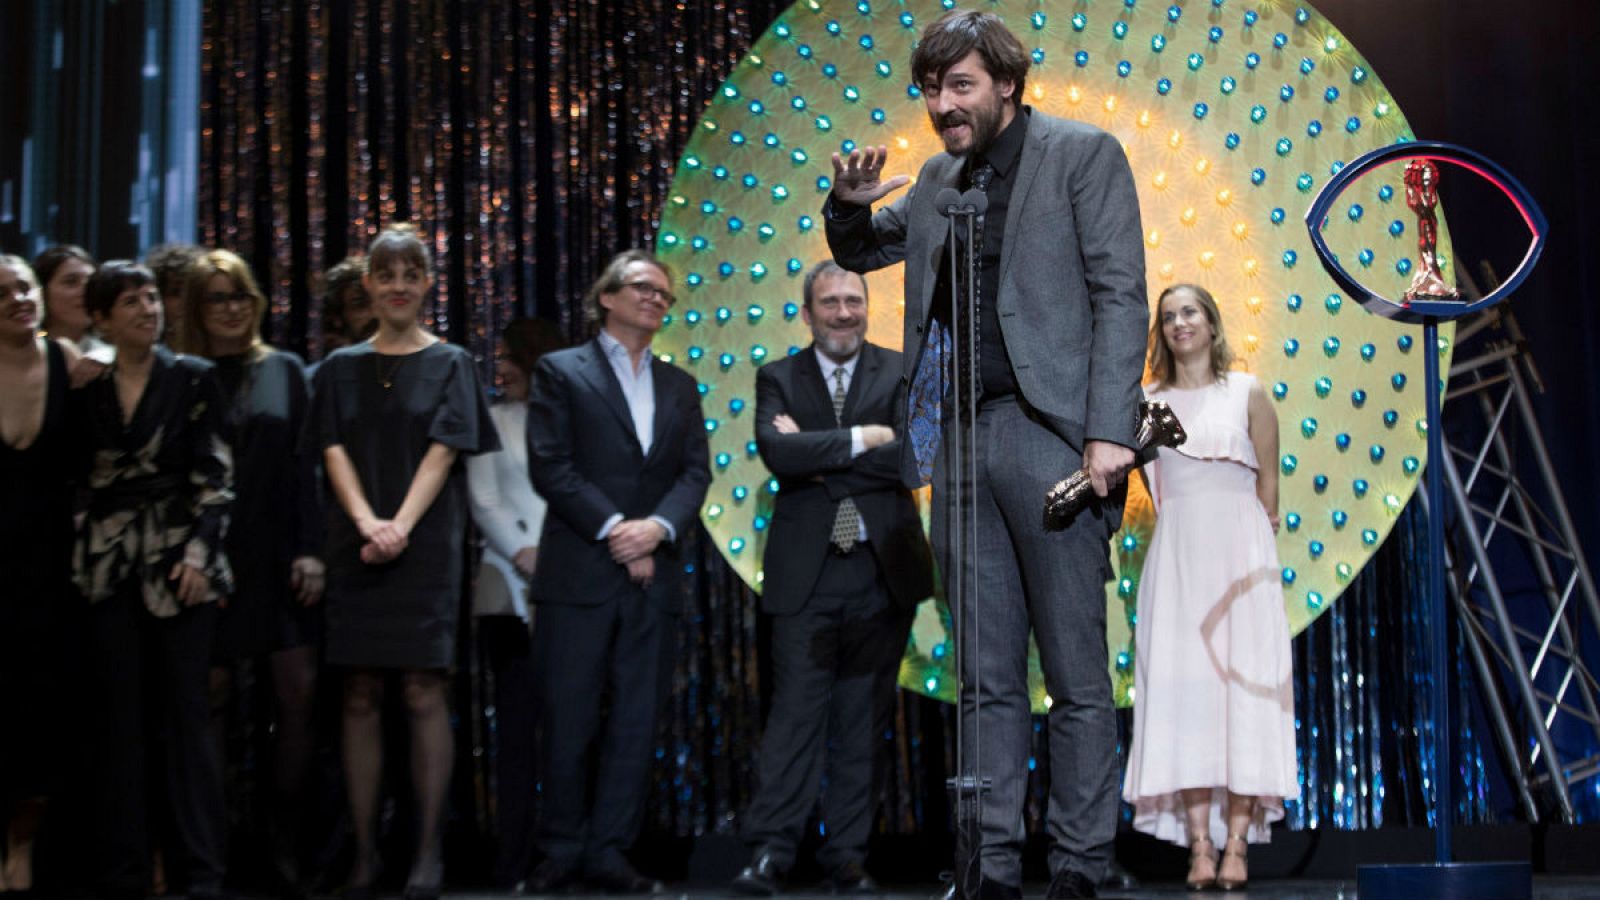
[525,337,710,610]
[824,109,1149,527]
[754,341,934,616]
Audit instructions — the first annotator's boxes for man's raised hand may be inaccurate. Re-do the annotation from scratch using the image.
[830,146,910,207]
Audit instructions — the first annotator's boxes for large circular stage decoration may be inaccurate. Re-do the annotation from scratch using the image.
[654,0,1452,710]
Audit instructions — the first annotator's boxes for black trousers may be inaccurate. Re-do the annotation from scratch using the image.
[740,549,911,872]
[88,587,225,897]
[534,592,673,873]
[482,614,540,887]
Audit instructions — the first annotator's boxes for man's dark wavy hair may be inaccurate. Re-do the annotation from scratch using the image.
[910,10,1030,107]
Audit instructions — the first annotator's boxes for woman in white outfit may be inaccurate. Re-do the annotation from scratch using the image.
[1122,284,1297,892]
[465,317,564,890]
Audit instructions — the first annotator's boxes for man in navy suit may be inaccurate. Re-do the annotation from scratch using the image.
[524,249,710,893]
[731,262,934,895]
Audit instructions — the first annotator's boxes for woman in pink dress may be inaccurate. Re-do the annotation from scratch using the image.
[1122,283,1297,891]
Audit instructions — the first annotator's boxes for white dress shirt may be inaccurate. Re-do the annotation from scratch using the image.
[595,328,677,543]
[815,347,868,458]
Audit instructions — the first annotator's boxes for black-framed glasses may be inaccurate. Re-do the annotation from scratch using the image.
[622,281,676,307]
[203,290,255,308]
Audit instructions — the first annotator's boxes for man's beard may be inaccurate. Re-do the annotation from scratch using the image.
[815,326,865,360]
[929,94,1005,157]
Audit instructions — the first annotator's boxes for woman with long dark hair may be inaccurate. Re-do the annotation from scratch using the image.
[33,244,104,355]
[0,256,83,895]
[303,225,497,900]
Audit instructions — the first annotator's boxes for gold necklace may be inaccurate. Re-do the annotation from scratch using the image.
[375,351,409,389]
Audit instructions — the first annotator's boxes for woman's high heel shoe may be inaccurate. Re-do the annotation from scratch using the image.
[402,845,443,900]
[1186,834,1218,891]
[343,848,383,900]
[1217,833,1249,891]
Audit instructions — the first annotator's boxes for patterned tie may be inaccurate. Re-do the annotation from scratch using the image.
[829,366,863,552]
[907,321,948,487]
[970,160,995,192]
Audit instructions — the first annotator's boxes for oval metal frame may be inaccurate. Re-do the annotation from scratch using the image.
[1304,140,1547,323]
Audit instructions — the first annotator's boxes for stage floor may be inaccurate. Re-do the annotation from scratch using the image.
[400,877,1600,898]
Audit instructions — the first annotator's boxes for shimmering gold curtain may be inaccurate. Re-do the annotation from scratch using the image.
[200,0,788,369]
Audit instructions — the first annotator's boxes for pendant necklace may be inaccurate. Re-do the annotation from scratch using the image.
[375,351,409,389]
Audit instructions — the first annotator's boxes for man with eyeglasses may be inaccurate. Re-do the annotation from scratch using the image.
[523,249,710,894]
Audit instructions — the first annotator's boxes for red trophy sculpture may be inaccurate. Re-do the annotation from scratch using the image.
[1402,158,1460,303]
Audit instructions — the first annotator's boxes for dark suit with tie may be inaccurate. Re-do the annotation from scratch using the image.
[825,109,1149,885]
[525,335,710,874]
[740,341,933,874]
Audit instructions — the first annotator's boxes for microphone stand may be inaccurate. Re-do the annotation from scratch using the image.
[935,187,990,900]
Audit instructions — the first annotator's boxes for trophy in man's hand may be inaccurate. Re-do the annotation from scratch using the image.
[1044,400,1187,528]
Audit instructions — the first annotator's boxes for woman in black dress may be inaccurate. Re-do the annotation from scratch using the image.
[0,256,81,895]
[75,261,233,900]
[177,248,325,892]
[303,225,497,900]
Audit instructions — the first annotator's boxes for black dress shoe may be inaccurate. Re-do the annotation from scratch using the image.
[585,862,664,894]
[975,877,1022,900]
[1099,860,1139,891]
[527,858,580,894]
[827,860,880,895]
[730,850,785,896]
[1046,868,1098,899]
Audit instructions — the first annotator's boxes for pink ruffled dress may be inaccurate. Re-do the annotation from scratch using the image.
[1121,372,1298,847]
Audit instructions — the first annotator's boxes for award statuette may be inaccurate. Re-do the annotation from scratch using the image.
[1044,400,1187,528]
[1402,158,1460,304]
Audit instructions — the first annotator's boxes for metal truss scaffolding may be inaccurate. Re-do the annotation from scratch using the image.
[1430,289,1600,824]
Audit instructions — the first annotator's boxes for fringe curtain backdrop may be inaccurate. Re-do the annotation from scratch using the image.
[195,0,1498,846]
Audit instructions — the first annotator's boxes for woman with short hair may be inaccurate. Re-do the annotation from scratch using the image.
[75,260,233,900]
[302,225,498,900]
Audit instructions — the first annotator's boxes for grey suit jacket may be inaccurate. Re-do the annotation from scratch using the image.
[825,109,1149,488]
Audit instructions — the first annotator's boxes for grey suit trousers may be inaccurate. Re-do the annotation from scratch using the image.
[932,396,1118,886]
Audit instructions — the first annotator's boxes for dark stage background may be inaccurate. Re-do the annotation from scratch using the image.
[3,0,1598,880]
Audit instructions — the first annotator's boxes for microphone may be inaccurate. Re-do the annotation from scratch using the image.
[935,187,990,217]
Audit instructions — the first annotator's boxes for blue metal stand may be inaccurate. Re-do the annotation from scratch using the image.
[1356,318,1531,900]
[1308,142,1549,900]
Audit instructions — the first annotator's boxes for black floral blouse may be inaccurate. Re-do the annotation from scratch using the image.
[73,345,235,616]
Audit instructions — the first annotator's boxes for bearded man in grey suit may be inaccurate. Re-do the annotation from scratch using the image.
[823,10,1149,900]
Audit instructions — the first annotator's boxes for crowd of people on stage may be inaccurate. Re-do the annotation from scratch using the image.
[1,10,1300,900]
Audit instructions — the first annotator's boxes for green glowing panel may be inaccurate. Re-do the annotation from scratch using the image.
[655,0,1451,712]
